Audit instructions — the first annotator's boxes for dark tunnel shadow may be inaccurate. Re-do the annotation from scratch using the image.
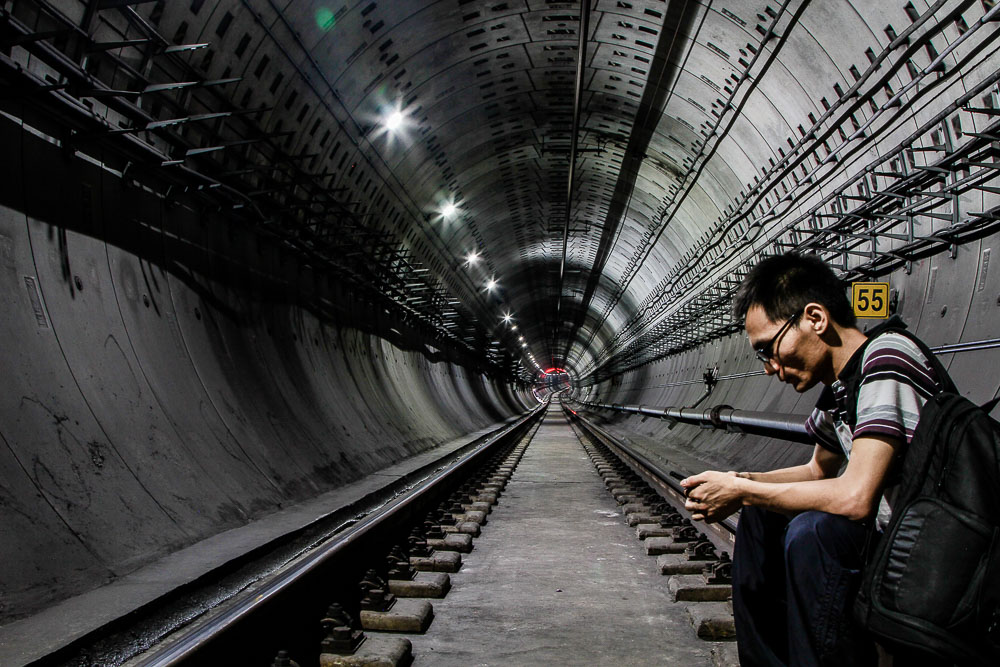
[1,116,502,378]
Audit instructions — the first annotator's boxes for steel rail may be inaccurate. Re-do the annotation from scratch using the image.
[564,406,738,552]
[128,405,546,666]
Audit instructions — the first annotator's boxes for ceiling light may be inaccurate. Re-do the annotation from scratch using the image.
[466,251,479,265]
[442,202,458,218]
[485,278,497,291]
[384,110,404,131]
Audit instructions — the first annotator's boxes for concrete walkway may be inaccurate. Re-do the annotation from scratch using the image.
[410,404,714,665]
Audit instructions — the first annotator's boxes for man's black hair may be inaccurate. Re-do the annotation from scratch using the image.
[732,253,856,327]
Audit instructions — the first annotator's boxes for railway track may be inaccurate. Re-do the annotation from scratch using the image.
[123,411,544,667]
[565,406,740,659]
[47,399,743,666]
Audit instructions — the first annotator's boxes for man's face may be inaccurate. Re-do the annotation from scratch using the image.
[744,304,823,392]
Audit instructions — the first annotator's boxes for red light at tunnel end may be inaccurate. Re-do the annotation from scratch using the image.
[542,367,567,375]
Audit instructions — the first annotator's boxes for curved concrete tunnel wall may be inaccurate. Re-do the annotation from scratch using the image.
[0,135,533,621]
[571,0,1000,477]
[2,0,999,641]
[580,239,1000,479]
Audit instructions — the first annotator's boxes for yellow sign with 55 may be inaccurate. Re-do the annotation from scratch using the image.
[852,282,890,318]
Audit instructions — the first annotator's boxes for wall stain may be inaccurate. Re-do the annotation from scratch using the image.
[88,441,106,469]
[19,396,95,510]
[102,334,143,404]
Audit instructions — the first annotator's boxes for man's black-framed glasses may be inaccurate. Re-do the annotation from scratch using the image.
[754,307,804,364]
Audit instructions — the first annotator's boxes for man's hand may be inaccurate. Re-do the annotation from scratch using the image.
[681,470,744,523]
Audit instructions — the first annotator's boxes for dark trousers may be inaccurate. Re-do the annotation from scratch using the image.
[732,506,878,667]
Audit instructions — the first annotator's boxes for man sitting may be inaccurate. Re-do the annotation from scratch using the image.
[681,253,946,666]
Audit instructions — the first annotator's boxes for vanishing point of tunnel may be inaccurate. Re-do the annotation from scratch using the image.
[1,0,999,665]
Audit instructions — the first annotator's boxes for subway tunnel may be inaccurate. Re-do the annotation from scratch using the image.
[1,0,999,664]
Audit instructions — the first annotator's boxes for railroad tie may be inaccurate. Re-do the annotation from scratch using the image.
[569,411,738,655]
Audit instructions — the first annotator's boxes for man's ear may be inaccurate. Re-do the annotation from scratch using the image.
[802,302,830,335]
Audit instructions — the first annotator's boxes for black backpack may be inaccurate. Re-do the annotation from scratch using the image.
[853,381,1000,663]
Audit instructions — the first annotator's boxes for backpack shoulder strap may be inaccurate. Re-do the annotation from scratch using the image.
[838,317,956,429]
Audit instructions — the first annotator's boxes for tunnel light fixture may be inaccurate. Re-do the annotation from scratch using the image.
[384,109,405,132]
[485,278,498,291]
[511,324,518,330]
[521,342,528,347]
[442,202,458,219]
[466,251,479,265]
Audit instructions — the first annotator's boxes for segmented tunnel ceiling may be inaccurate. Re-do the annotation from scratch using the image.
[6,0,1000,383]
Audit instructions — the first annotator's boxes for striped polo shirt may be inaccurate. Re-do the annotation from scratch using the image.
[805,331,943,458]
[805,331,944,523]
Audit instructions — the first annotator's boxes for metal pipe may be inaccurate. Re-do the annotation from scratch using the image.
[580,401,813,444]
[713,408,811,442]
[556,0,591,328]
[930,337,1000,354]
